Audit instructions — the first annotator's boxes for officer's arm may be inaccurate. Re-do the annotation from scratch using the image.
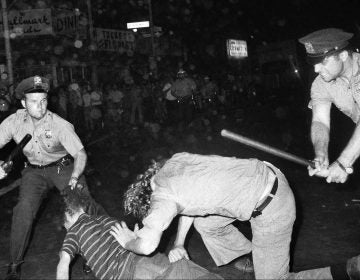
[56,251,71,280]
[0,116,16,179]
[311,102,331,163]
[170,85,180,98]
[69,148,87,186]
[337,118,360,168]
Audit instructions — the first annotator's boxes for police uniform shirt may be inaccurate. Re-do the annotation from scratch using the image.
[308,52,360,123]
[171,78,197,98]
[0,109,84,165]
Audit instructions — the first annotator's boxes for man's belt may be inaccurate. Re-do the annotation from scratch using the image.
[251,167,278,218]
[26,154,73,169]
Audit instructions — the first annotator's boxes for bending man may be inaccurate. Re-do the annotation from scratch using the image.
[110,152,360,279]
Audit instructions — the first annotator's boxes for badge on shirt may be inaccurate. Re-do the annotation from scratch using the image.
[44,129,52,138]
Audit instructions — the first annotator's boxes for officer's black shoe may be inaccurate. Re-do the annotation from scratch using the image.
[83,263,92,274]
[5,263,21,280]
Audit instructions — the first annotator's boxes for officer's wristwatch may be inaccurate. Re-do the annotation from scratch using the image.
[335,160,354,174]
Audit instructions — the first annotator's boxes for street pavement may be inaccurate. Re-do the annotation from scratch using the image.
[1,113,360,279]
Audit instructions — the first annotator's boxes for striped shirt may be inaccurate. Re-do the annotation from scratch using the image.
[61,214,136,280]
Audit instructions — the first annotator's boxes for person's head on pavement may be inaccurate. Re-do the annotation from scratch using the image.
[62,186,89,230]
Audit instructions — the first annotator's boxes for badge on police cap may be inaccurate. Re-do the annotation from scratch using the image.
[14,75,50,99]
[34,76,42,86]
[304,42,315,54]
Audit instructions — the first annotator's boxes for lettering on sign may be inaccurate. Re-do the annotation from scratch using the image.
[95,28,135,52]
[226,39,248,59]
[54,13,78,34]
[0,9,52,36]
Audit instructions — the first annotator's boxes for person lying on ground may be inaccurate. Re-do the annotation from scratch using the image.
[56,186,223,280]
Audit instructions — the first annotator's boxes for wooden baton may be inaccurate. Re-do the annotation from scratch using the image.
[221,129,315,168]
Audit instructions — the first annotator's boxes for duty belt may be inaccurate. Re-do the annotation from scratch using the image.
[26,154,73,169]
[251,167,278,218]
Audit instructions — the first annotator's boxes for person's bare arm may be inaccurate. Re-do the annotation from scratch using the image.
[69,148,87,189]
[168,216,194,263]
[338,119,360,167]
[325,120,360,183]
[311,103,331,166]
[310,102,358,183]
[56,251,71,280]
[110,221,162,255]
[308,103,331,178]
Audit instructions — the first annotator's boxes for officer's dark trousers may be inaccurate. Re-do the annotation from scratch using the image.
[176,100,193,128]
[10,163,106,264]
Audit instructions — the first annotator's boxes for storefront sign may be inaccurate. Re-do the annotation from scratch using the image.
[53,12,79,34]
[0,9,52,37]
[226,39,248,58]
[95,28,136,52]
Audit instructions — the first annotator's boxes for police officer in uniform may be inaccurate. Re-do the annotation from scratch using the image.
[171,69,197,128]
[298,28,359,183]
[0,76,105,280]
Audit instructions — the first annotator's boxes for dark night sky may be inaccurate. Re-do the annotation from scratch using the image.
[91,0,360,44]
[13,0,360,43]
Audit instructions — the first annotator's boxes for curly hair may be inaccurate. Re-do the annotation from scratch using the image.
[123,159,166,220]
[61,185,92,216]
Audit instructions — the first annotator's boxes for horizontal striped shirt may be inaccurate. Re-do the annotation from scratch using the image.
[61,214,136,280]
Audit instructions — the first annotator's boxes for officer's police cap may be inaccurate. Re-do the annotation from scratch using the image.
[15,75,50,99]
[298,28,353,65]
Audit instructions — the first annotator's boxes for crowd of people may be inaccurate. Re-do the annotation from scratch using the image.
[0,57,304,142]
[44,71,258,134]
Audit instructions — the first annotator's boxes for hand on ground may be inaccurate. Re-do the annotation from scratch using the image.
[168,245,189,263]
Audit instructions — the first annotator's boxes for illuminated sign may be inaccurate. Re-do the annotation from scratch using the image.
[226,39,248,58]
[127,21,150,29]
